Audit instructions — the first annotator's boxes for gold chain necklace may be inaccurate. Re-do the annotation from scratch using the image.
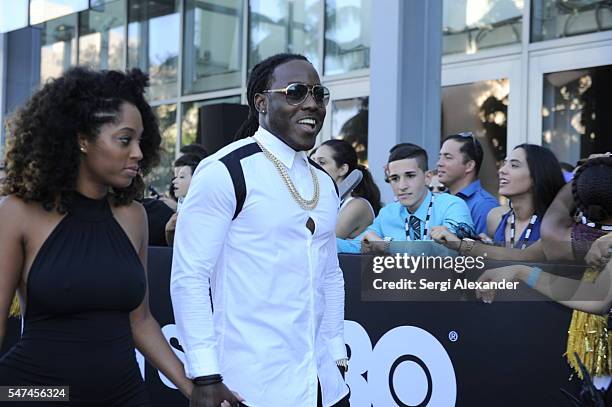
[255,139,319,211]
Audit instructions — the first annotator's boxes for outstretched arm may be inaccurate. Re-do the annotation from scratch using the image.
[541,182,575,261]
[430,226,546,261]
[477,262,612,315]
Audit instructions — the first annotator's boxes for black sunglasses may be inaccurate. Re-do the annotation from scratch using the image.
[263,83,330,106]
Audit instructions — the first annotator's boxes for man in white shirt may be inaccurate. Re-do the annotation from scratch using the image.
[171,53,349,407]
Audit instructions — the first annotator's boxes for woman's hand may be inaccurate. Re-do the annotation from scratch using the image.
[476,265,530,303]
[585,233,612,269]
[190,383,244,407]
[181,381,194,399]
[430,226,460,251]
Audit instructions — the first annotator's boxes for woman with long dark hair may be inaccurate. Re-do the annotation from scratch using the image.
[312,139,381,238]
[432,144,566,260]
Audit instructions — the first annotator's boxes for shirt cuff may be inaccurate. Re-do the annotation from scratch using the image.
[184,347,221,379]
[336,238,361,254]
[328,336,347,361]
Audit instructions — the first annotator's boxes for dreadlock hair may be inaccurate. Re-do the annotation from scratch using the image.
[234,53,309,140]
[513,144,565,217]
[572,156,612,223]
[320,139,382,215]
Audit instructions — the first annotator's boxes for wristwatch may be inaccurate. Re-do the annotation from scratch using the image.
[459,238,476,254]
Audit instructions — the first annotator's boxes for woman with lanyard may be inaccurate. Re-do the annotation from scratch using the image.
[431,144,565,260]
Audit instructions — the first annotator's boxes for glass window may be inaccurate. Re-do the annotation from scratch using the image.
[30,0,89,25]
[78,0,126,70]
[441,79,509,196]
[183,0,244,94]
[324,0,371,75]
[443,0,523,55]
[36,14,78,83]
[532,0,612,42]
[128,0,180,101]
[331,96,369,165]
[147,104,177,197]
[249,0,320,71]
[181,96,242,147]
[542,65,612,166]
[0,0,28,34]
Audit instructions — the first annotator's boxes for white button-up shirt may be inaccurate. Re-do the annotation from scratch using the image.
[171,127,348,407]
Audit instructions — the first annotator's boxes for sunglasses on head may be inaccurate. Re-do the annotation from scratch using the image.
[456,131,478,150]
[262,83,330,106]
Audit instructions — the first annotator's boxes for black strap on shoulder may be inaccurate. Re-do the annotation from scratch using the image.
[308,158,339,197]
[219,142,262,220]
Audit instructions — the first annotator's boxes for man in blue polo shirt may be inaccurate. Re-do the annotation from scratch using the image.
[437,133,498,235]
[337,143,473,253]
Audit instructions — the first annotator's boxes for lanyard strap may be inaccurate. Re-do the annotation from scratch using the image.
[509,211,537,250]
[579,213,612,231]
[404,194,434,241]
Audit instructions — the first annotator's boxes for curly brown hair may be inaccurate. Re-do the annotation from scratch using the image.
[2,67,161,212]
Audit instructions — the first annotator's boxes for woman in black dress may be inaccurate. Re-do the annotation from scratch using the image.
[0,67,192,405]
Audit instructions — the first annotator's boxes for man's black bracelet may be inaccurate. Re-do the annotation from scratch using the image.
[192,374,223,386]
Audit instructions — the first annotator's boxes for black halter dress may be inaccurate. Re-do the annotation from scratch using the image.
[0,193,149,406]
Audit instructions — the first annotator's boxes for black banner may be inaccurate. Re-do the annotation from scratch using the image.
[2,248,579,406]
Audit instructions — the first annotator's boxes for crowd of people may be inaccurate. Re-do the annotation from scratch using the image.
[0,52,611,406]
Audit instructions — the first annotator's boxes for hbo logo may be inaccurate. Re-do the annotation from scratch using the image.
[345,321,457,407]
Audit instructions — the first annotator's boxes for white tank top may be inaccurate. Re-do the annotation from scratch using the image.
[340,196,375,219]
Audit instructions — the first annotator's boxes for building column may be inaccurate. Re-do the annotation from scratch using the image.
[1,28,41,155]
[369,0,443,203]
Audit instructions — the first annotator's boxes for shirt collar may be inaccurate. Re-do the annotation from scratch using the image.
[402,189,433,220]
[253,127,307,169]
[457,179,481,198]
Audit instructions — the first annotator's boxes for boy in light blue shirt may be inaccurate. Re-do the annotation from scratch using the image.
[338,143,473,253]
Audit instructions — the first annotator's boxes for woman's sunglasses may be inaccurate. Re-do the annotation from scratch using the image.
[262,83,330,106]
